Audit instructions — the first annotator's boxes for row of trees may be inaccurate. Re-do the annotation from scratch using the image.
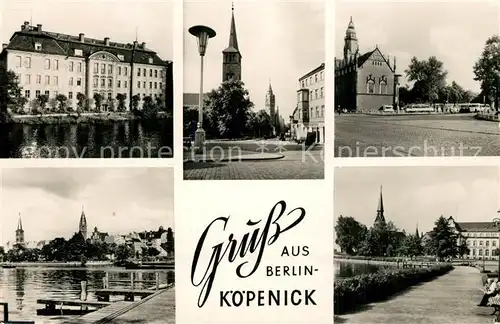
[0,227,175,264]
[335,215,470,260]
[183,80,286,139]
[0,66,170,118]
[399,35,500,107]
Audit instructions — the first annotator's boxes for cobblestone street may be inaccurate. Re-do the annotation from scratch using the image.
[184,149,324,180]
[335,114,500,157]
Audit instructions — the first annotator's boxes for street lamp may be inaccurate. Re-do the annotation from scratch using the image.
[493,214,500,277]
[495,70,500,112]
[189,25,216,153]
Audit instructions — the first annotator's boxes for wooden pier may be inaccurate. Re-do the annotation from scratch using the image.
[36,299,111,316]
[0,302,35,324]
[95,289,156,302]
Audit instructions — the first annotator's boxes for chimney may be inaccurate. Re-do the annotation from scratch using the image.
[141,42,146,49]
[104,37,110,46]
[37,24,42,31]
[79,33,85,42]
[2,44,7,50]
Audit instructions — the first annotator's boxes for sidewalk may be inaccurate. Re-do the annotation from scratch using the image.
[335,266,493,324]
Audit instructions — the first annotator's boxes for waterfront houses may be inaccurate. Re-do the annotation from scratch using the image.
[0,21,173,112]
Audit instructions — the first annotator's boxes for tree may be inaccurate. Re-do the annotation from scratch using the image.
[405,56,447,103]
[184,106,199,136]
[76,93,86,113]
[427,215,459,261]
[36,95,49,114]
[115,244,133,262]
[334,215,368,254]
[131,95,141,111]
[93,93,103,111]
[48,98,58,112]
[116,93,127,112]
[142,95,158,119]
[400,234,424,257]
[473,35,500,108]
[0,66,25,113]
[55,94,68,112]
[458,239,470,259]
[203,80,254,139]
[166,227,174,255]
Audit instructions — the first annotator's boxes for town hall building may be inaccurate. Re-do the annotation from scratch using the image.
[335,17,401,113]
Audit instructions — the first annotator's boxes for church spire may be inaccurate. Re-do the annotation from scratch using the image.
[79,205,87,239]
[415,223,420,237]
[17,213,23,231]
[268,78,273,92]
[227,3,239,51]
[374,185,385,225]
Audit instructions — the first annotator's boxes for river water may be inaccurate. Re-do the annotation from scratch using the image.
[0,267,175,323]
[334,260,396,278]
[0,119,173,158]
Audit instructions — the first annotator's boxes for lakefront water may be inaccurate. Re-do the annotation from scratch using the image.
[0,267,175,323]
[334,260,395,278]
[0,119,173,158]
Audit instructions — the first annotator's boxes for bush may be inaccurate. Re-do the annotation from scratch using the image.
[334,264,453,314]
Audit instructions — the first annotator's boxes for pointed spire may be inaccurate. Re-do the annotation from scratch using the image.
[375,185,385,225]
[268,78,273,92]
[17,213,23,231]
[227,4,239,50]
[415,223,420,237]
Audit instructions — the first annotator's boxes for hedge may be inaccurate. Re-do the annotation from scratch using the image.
[334,264,453,314]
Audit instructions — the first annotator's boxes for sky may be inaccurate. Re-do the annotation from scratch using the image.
[0,167,174,246]
[184,0,324,120]
[0,0,173,61]
[334,166,500,237]
[335,1,500,93]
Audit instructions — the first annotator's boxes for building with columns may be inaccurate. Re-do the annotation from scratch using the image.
[291,63,325,143]
[0,21,171,112]
[335,17,400,113]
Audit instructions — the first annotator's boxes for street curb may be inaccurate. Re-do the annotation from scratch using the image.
[184,153,285,163]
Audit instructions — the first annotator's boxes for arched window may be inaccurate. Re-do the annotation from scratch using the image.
[380,81,387,94]
[480,240,484,246]
[366,80,375,94]
[487,241,490,247]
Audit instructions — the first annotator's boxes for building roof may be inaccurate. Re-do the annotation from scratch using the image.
[299,63,325,81]
[223,6,240,55]
[455,222,500,232]
[2,22,167,66]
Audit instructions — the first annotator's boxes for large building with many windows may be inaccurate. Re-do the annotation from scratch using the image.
[0,21,172,112]
[291,63,325,143]
[448,216,500,260]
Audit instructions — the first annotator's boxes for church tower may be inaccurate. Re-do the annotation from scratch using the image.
[374,186,386,226]
[343,16,359,61]
[15,213,25,247]
[222,4,242,82]
[79,206,87,239]
[265,80,276,129]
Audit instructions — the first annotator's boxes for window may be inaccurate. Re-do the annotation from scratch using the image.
[137,81,141,88]
[77,78,82,86]
[93,77,98,88]
[35,90,41,98]
[74,49,83,56]
[15,56,22,68]
[45,90,49,97]
[154,70,158,78]
[380,82,387,94]
[69,92,73,100]
[77,62,82,73]
[310,107,314,118]
[367,80,375,94]
[486,249,490,256]
[315,74,318,82]
[44,59,50,70]
[315,89,318,99]
[124,81,128,88]
[143,81,146,89]
[321,87,324,98]
[159,82,163,89]
[45,75,50,85]
[54,59,59,70]
[138,69,141,76]
[69,62,74,72]
[108,93,112,100]
[124,67,128,76]
[108,78,112,88]
[494,241,497,247]
[36,75,41,84]
[54,76,58,85]
[301,81,305,88]
[69,77,74,86]
[148,58,153,64]
[150,69,153,77]
[101,78,105,87]
[108,64,113,75]
[480,241,484,246]
[117,80,121,88]
[143,68,146,76]
[154,82,157,89]
[149,82,152,89]
[487,241,490,247]
[24,57,31,68]
[473,240,477,246]
[321,105,324,117]
[94,63,99,74]
[25,90,30,98]
[35,42,42,51]
[118,66,122,76]
[479,249,483,256]
[25,74,31,85]
[101,64,106,74]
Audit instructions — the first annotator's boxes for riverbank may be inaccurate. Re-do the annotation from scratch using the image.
[1,261,114,268]
[0,111,171,125]
[475,112,499,122]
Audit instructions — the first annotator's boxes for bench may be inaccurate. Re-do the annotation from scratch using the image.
[488,295,500,322]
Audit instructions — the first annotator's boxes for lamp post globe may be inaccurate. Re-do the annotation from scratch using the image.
[189,25,216,153]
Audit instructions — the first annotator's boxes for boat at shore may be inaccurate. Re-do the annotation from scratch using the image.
[1,264,16,269]
[119,261,175,270]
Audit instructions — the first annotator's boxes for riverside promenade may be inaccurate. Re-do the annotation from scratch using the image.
[335,266,493,324]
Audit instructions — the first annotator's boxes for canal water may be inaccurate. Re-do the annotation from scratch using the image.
[0,119,173,158]
[334,260,396,278]
[0,267,175,323]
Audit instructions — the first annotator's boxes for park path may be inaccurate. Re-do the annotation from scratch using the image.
[335,266,494,324]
